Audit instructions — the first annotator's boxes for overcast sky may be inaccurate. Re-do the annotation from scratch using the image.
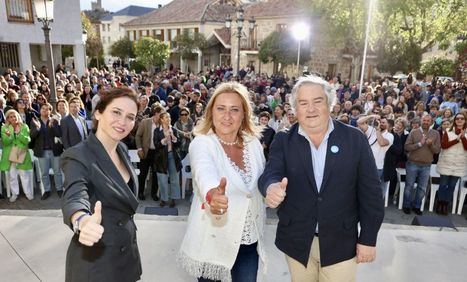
[80,0,172,12]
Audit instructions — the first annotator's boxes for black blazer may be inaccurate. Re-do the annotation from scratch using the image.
[258,121,384,267]
[61,134,141,282]
[30,118,63,157]
[153,126,182,173]
[61,114,88,149]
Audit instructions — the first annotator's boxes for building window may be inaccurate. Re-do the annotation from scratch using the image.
[168,29,178,41]
[108,37,111,44]
[327,64,337,78]
[102,24,106,31]
[154,29,163,41]
[0,43,20,69]
[107,24,111,32]
[276,24,287,32]
[5,0,34,23]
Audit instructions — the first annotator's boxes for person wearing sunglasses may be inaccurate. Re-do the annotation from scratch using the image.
[436,112,467,215]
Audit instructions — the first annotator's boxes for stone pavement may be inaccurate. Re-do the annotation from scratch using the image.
[1,215,467,282]
[1,191,467,281]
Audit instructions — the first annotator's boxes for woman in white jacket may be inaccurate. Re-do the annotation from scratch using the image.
[436,112,467,215]
[178,82,266,282]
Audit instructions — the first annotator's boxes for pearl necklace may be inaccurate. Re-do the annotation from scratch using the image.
[216,135,239,146]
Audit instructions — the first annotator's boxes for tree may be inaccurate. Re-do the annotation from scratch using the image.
[258,31,311,74]
[81,12,95,38]
[420,57,455,77]
[86,35,104,68]
[134,37,170,73]
[303,0,371,80]
[172,31,208,72]
[302,0,466,77]
[110,37,135,62]
[376,0,466,74]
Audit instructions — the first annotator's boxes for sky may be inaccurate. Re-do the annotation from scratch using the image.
[79,0,173,12]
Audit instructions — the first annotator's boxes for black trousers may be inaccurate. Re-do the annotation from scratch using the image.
[138,149,159,198]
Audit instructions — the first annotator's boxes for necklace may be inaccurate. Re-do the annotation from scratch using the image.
[216,135,239,146]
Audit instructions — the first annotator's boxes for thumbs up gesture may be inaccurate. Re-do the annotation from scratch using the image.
[78,201,105,246]
[208,177,228,215]
[266,177,288,208]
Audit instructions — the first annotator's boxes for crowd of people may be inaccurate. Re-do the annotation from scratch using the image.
[0,65,466,214]
[0,63,466,281]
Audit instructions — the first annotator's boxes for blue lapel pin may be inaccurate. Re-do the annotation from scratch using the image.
[330,145,339,154]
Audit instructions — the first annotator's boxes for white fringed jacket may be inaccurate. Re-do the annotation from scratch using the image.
[177,133,266,281]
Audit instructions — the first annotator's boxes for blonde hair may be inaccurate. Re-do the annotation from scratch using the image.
[194,82,261,142]
[5,109,22,126]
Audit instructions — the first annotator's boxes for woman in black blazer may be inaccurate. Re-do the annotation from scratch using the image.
[61,88,142,282]
[153,111,182,207]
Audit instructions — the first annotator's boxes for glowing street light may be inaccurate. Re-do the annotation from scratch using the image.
[292,22,309,77]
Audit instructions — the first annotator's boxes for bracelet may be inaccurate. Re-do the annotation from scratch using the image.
[73,212,91,234]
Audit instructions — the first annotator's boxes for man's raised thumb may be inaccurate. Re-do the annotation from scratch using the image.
[90,201,102,224]
[280,177,288,190]
[218,177,227,195]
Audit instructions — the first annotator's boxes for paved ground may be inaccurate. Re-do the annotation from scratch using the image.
[1,188,467,282]
[1,188,467,227]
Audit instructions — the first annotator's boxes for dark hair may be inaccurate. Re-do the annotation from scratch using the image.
[259,111,271,120]
[92,87,138,131]
[350,105,363,113]
[41,102,53,111]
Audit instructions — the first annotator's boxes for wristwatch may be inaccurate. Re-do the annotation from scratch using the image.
[73,213,90,234]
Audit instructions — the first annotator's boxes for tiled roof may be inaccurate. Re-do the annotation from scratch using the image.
[123,0,239,26]
[212,27,231,47]
[122,0,304,27]
[243,0,303,18]
[101,5,155,21]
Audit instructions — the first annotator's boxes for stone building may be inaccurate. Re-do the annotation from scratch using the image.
[122,0,377,81]
[0,0,86,75]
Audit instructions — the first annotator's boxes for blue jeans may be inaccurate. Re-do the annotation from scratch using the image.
[403,161,430,209]
[38,150,63,192]
[198,242,259,282]
[157,152,180,202]
[438,175,460,202]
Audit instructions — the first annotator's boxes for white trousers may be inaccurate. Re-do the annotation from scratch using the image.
[8,166,34,198]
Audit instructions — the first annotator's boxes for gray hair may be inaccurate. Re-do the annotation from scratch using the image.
[290,75,336,110]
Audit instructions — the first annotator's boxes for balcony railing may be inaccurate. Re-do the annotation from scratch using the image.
[240,38,258,51]
[5,0,34,23]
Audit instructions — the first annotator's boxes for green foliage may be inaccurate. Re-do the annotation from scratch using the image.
[172,30,208,60]
[80,12,95,38]
[258,31,311,73]
[455,40,467,54]
[420,57,455,77]
[110,37,135,61]
[134,37,170,73]
[129,60,146,73]
[376,39,422,74]
[86,35,103,59]
[61,45,74,62]
[88,56,106,69]
[301,0,467,74]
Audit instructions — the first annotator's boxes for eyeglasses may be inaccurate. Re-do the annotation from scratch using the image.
[180,113,188,116]
[455,117,465,121]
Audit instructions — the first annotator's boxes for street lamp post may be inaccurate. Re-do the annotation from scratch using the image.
[34,0,57,110]
[226,6,255,75]
[358,0,375,98]
[82,30,88,70]
[292,22,309,77]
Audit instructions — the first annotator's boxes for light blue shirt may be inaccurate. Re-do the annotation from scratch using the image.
[298,118,335,192]
[298,118,335,233]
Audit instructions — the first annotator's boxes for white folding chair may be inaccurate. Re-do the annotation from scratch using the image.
[383,181,390,207]
[181,154,192,199]
[128,150,140,175]
[456,176,467,215]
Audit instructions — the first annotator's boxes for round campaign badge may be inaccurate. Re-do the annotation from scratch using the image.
[330,145,339,153]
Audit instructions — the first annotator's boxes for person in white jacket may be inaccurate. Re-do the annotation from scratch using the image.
[436,112,467,215]
[178,82,266,282]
